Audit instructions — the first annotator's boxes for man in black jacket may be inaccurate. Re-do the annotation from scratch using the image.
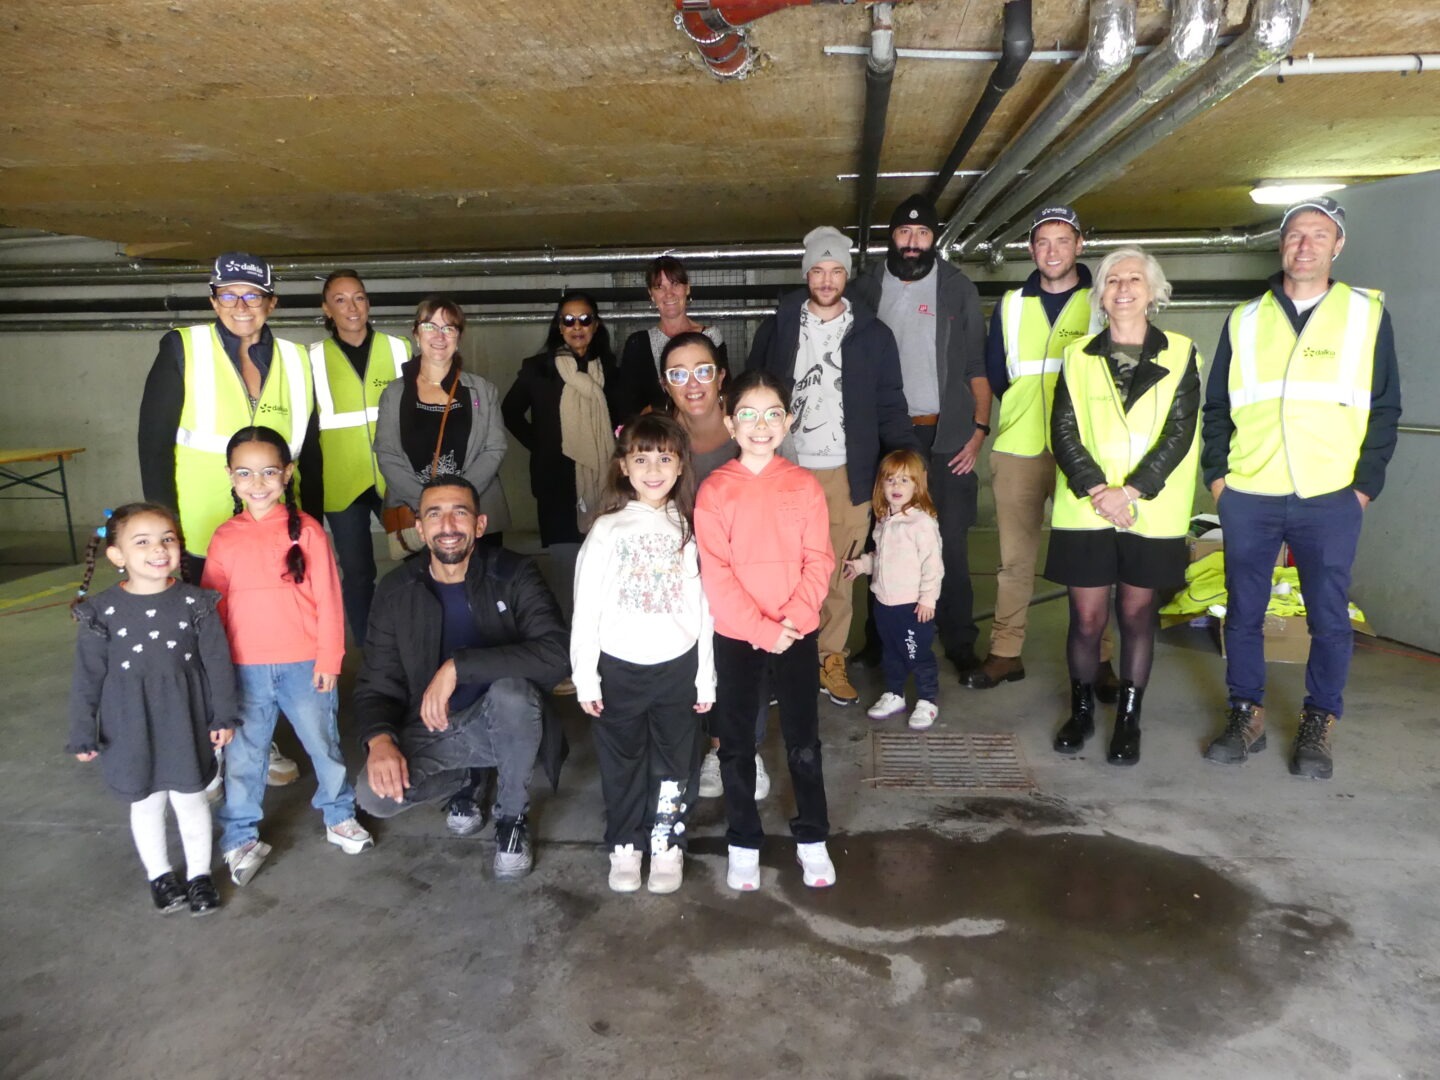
[748,225,919,706]
[850,195,991,679]
[354,476,569,878]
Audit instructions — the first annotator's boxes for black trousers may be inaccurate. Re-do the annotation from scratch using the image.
[590,647,706,850]
[713,631,829,849]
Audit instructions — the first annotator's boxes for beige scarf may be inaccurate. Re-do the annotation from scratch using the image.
[555,350,615,532]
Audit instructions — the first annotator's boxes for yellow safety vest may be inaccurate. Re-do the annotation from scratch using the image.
[174,324,312,553]
[1224,283,1382,498]
[308,333,409,511]
[993,286,1100,457]
[1050,331,1199,539]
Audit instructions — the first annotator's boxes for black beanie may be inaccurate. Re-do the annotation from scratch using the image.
[889,194,940,233]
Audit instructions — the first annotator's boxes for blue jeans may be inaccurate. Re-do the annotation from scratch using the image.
[326,487,383,646]
[218,661,357,851]
[1219,486,1364,717]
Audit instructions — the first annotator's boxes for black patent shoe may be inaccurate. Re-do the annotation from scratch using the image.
[187,874,221,917]
[149,871,188,914]
[1054,680,1095,754]
[1106,682,1144,766]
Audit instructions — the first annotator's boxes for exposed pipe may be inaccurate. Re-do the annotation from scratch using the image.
[854,3,896,272]
[926,0,1033,203]
[674,0,858,80]
[960,0,1222,255]
[980,0,1308,253]
[937,0,1138,250]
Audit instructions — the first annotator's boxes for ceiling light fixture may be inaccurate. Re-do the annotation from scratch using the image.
[1249,180,1348,205]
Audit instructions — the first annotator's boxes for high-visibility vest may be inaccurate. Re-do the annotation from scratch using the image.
[1224,283,1383,498]
[308,333,408,510]
[174,324,312,554]
[993,286,1100,457]
[1050,331,1199,540]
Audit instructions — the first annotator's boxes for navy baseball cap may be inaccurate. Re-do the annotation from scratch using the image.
[210,252,274,293]
[1029,205,1082,237]
[1281,196,1346,238]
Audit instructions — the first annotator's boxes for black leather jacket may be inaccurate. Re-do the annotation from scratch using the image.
[1050,325,1201,500]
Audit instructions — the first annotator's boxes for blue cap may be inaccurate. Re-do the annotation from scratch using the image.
[210,252,274,293]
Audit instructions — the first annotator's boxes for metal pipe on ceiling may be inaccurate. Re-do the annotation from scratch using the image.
[853,3,896,272]
[936,0,1139,251]
[925,0,1033,203]
[957,0,1223,256]
[978,0,1309,254]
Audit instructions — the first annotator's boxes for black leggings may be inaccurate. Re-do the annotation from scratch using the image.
[1066,585,1162,687]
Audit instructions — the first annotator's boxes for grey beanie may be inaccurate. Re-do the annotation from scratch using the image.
[801,226,853,276]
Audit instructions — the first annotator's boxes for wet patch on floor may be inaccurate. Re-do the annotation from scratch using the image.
[932,793,1085,829]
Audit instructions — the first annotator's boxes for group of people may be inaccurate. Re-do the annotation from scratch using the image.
[67,190,1401,914]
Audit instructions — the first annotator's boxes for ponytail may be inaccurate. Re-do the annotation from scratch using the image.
[282,479,306,584]
[70,533,106,617]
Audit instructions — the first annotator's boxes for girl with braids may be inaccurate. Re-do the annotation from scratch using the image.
[67,502,238,915]
[203,426,372,887]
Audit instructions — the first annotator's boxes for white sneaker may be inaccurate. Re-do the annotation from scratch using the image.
[608,844,642,892]
[726,845,761,892]
[753,753,771,800]
[325,818,374,854]
[223,838,271,887]
[266,742,299,787]
[647,843,684,894]
[867,692,907,720]
[796,841,836,888]
[698,749,723,798]
[908,699,938,730]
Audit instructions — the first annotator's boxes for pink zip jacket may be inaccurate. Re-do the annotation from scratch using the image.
[852,506,943,608]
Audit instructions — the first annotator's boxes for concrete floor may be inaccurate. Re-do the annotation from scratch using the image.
[2,532,1437,1080]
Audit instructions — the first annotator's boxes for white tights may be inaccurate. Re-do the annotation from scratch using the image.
[129,790,213,881]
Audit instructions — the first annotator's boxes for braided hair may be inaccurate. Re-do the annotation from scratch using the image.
[226,425,306,584]
[71,502,185,616]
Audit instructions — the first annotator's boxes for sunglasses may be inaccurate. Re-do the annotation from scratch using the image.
[561,313,596,328]
[664,364,718,386]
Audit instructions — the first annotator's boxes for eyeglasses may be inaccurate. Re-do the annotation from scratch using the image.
[230,467,285,482]
[417,321,460,338]
[733,406,787,427]
[664,364,718,387]
[213,292,268,308]
[561,313,596,328]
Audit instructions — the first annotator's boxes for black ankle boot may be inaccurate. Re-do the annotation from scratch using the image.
[1053,680,1095,754]
[1107,681,1144,766]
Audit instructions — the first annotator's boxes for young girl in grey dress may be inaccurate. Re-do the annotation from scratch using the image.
[67,503,239,916]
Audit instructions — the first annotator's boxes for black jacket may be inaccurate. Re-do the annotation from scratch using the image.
[1051,325,1201,500]
[746,289,919,504]
[1200,272,1402,500]
[353,546,571,789]
[849,257,988,456]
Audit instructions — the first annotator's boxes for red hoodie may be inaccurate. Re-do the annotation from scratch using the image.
[695,456,834,651]
[202,508,346,675]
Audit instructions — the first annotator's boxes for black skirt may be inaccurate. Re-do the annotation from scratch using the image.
[1043,528,1187,590]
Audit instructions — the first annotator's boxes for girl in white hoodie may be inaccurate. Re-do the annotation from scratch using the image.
[571,413,714,895]
[844,449,945,730]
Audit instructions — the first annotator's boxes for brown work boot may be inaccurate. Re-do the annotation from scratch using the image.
[964,654,1026,690]
[1204,700,1267,764]
[1289,707,1335,780]
[819,653,858,706]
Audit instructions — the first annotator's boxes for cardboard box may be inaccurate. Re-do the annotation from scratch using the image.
[1186,537,1288,566]
[1216,612,1376,665]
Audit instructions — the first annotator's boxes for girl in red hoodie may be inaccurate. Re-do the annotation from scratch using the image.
[694,370,835,892]
[204,426,372,888]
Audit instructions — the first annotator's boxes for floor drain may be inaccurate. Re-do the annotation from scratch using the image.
[870,731,1034,792]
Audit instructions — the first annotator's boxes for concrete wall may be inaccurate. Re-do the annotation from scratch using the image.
[0,251,1269,542]
[1325,171,1440,652]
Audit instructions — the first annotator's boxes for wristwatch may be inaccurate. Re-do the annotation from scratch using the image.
[973,420,992,436]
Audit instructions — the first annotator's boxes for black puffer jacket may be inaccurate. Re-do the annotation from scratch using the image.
[1050,325,1200,500]
[354,545,570,789]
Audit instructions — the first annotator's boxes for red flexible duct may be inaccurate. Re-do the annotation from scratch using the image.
[674,0,825,79]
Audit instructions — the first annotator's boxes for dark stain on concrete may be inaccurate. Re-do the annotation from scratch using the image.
[933,794,1085,829]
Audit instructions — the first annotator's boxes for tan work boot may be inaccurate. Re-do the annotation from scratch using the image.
[1204,700,1267,765]
[964,654,1026,690]
[819,653,858,706]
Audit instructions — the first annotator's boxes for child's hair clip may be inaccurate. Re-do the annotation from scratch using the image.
[95,508,114,539]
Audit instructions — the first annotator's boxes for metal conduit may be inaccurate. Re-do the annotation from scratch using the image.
[959,0,1222,255]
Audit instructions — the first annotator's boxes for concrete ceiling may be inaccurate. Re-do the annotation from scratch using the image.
[2,0,1438,259]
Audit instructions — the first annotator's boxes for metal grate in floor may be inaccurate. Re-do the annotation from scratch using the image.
[870,731,1035,792]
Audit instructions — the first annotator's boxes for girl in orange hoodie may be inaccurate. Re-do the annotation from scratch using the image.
[694,370,836,892]
[204,426,373,888]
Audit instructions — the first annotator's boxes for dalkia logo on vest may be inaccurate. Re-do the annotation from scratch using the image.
[257,402,289,416]
[1302,346,1337,359]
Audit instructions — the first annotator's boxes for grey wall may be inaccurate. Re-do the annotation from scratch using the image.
[1326,170,1440,652]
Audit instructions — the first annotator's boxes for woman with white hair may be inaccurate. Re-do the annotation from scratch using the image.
[1045,247,1201,766]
